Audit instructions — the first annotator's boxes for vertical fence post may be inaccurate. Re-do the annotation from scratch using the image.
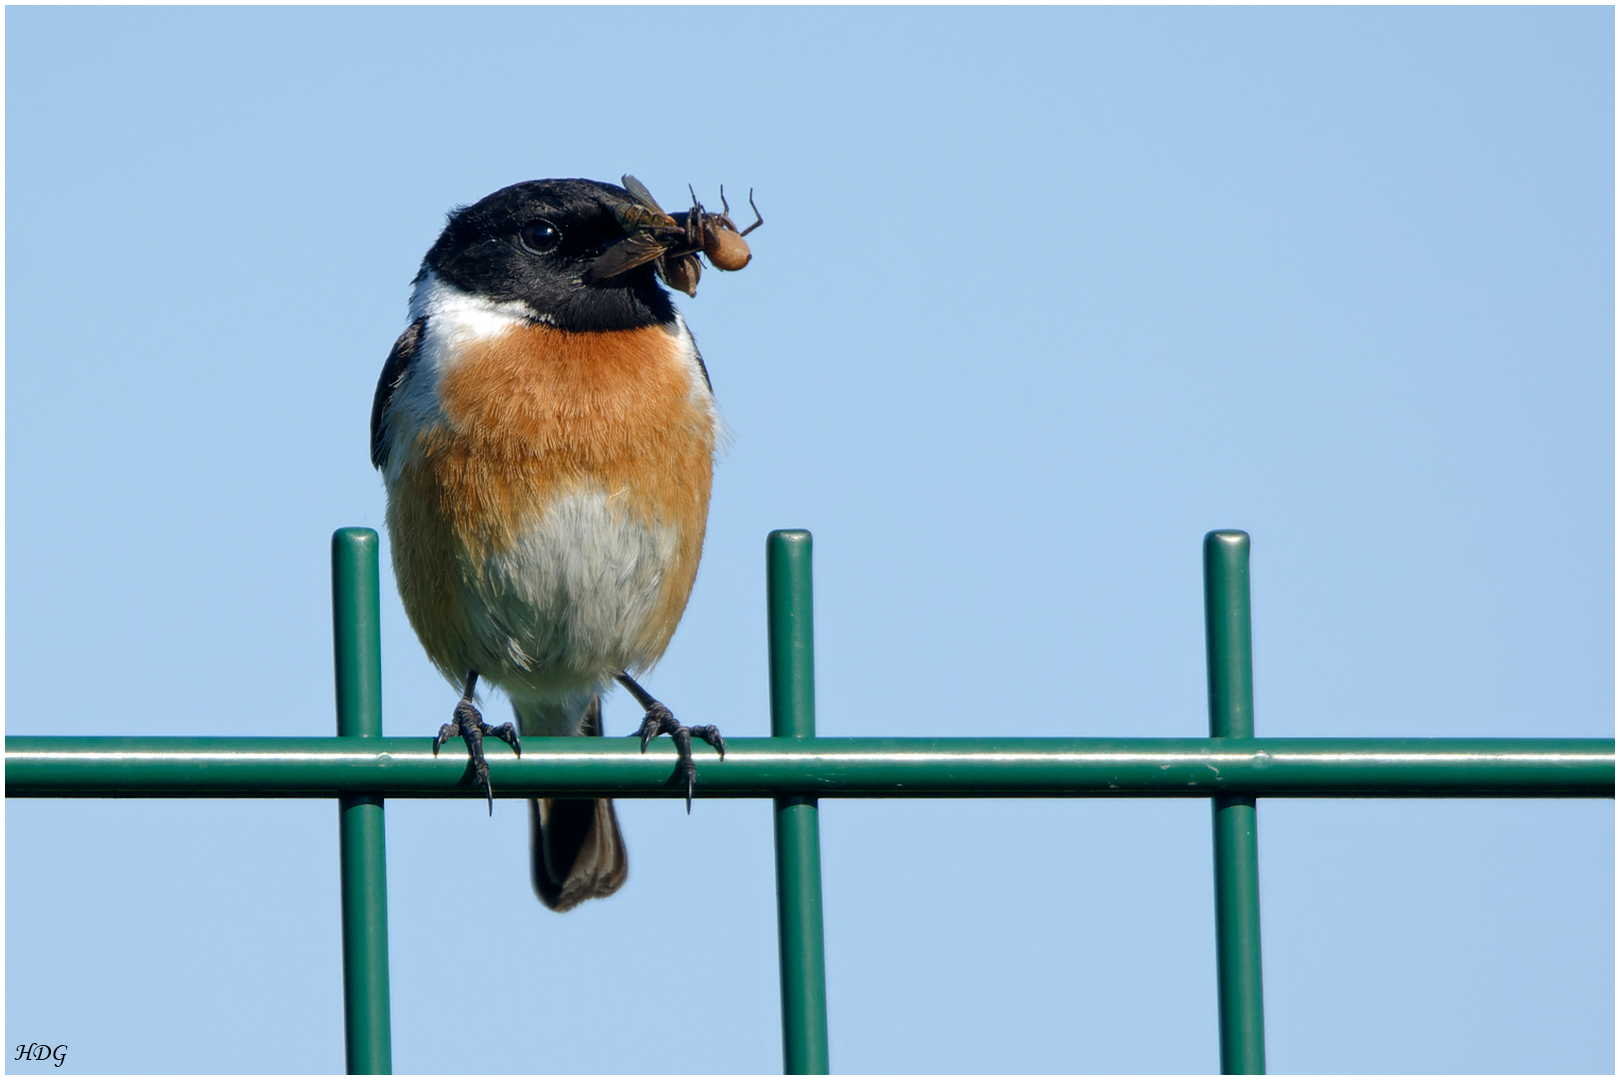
[767,529,831,1075]
[332,528,393,1075]
[1204,530,1266,1074]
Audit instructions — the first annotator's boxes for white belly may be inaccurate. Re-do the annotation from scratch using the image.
[465,485,682,692]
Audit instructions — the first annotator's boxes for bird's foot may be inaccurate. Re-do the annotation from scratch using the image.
[433,691,521,815]
[618,674,724,812]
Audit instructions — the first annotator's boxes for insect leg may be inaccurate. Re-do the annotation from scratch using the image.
[739,188,764,237]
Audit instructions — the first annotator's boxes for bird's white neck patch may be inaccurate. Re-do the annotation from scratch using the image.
[376,272,548,479]
[409,270,550,336]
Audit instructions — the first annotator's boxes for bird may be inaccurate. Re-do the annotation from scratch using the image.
[369,177,749,911]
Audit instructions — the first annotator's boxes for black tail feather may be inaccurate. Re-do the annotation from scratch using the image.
[524,697,628,911]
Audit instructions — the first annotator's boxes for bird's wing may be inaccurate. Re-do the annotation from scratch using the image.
[370,316,426,469]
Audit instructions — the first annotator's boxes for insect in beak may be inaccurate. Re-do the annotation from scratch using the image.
[586,175,763,297]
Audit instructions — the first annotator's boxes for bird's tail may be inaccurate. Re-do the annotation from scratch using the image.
[516,695,628,912]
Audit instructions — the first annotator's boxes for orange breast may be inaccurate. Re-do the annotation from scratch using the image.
[390,320,716,683]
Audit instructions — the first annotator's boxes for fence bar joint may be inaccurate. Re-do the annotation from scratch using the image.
[769,530,831,1075]
[1205,530,1266,1074]
[333,528,393,1075]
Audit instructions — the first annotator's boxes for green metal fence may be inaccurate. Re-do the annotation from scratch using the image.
[6,527,1612,1075]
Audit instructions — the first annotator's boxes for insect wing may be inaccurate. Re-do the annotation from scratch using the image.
[586,231,671,281]
[620,174,674,223]
[661,253,702,297]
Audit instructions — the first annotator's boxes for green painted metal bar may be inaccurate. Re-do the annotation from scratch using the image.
[6,736,1613,799]
[4,524,1615,1080]
[332,528,392,1075]
[768,529,831,1076]
[1205,530,1265,1074]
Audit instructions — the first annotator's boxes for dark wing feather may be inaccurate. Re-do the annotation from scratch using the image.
[370,317,425,469]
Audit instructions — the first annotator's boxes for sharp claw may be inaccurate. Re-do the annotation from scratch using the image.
[694,725,726,758]
[490,722,521,757]
[622,683,721,808]
[435,681,520,813]
[433,722,458,755]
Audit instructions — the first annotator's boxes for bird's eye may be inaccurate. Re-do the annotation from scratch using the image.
[519,220,561,254]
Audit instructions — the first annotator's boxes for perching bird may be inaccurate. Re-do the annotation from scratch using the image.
[370,177,751,911]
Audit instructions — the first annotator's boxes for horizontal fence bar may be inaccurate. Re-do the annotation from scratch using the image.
[7,736,1612,800]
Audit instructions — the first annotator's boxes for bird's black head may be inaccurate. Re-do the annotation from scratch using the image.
[418,178,676,332]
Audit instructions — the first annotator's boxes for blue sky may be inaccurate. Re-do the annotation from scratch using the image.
[5,6,1613,1074]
